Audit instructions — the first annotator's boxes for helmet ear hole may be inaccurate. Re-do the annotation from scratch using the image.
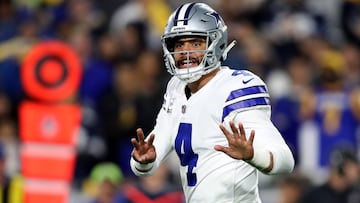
[165,38,175,52]
[210,32,218,41]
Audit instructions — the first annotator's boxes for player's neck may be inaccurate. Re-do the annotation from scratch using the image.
[187,68,220,93]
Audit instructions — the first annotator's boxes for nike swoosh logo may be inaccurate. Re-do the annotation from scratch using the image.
[242,78,254,84]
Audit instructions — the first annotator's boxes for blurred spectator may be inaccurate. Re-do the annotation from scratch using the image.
[117,21,149,60]
[241,31,276,79]
[215,0,269,25]
[264,0,322,64]
[133,49,168,139]
[340,44,360,88]
[267,56,313,164]
[221,19,252,70]
[0,93,15,122]
[134,49,167,102]
[65,27,113,107]
[95,31,121,65]
[56,0,107,38]
[83,162,126,203]
[0,0,17,42]
[298,48,360,173]
[340,0,360,48]
[305,0,343,44]
[64,26,112,186]
[122,162,184,203]
[96,59,139,176]
[0,5,41,105]
[97,50,165,177]
[0,118,19,177]
[109,0,171,50]
[0,143,23,203]
[277,171,312,203]
[0,8,40,62]
[299,147,360,203]
[0,92,19,181]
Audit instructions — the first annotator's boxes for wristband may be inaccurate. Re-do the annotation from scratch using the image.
[134,162,154,173]
[248,149,271,171]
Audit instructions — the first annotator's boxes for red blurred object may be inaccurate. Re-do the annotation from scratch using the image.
[21,40,82,102]
[19,101,81,145]
[23,180,70,203]
[21,144,76,181]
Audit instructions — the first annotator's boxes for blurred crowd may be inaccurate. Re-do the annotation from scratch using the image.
[0,0,360,202]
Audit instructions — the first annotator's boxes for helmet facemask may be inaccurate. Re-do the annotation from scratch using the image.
[162,29,225,83]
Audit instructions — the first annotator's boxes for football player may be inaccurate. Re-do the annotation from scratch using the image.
[130,3,294,202]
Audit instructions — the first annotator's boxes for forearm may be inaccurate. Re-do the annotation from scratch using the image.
[246,148,273,173]
[266,143,294,174]
[247,142,294,174]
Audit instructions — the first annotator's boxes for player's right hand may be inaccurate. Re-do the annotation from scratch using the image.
[131,128,156,164]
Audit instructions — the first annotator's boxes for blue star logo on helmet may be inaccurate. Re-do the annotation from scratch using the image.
[206,12,222,27]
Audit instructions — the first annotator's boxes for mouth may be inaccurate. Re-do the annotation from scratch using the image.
[177,58,199,69]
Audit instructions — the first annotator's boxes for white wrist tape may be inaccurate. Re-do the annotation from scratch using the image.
[248,149,271,171]
[134,162,154,173]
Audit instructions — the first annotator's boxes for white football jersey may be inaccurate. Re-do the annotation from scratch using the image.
[131,67,293,203]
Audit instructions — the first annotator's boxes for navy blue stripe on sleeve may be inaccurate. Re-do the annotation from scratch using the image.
[226,85,268,102]
[222,97,270,121]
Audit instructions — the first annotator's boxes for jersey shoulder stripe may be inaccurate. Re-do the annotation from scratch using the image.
[222,97,270,121]
[221,70,271,121]
[226,85,268,102]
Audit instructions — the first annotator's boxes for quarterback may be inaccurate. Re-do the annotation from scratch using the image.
[130,3,294,203]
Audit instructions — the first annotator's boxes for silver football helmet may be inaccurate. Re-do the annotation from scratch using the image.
[161,3,235,83]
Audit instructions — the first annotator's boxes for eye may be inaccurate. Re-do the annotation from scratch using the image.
[174,42,183,49]
[192,39,205,47]
[193,41,201,47]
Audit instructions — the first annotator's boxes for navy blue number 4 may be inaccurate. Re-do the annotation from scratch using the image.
[175,123,199,186]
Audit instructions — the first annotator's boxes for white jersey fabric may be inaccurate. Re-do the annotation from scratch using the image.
[131,67,294,203]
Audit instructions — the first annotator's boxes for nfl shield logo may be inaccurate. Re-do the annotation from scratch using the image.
[181,105,186,114]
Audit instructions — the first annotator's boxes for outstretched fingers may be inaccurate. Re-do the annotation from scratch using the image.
[248,130,255,144]
[230,121,240,139]
[219,123,233,142]
[238,123,246,139]
[147,133,155,145]
[136,128,145,144]
[214,144,229,153]
[131,137,139,149]
[132,129,156,148]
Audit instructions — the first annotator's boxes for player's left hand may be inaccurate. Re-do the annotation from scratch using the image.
[214,121,255,161]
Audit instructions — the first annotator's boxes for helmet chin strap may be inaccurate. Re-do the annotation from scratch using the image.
[182,74,202,83]
[222,40,236,61]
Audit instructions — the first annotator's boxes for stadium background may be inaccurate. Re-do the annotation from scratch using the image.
[0,0,359,202]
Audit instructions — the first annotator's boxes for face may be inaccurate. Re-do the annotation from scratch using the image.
[98,180,117,203]
[343,161,360,186]
[173,37,207,69]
